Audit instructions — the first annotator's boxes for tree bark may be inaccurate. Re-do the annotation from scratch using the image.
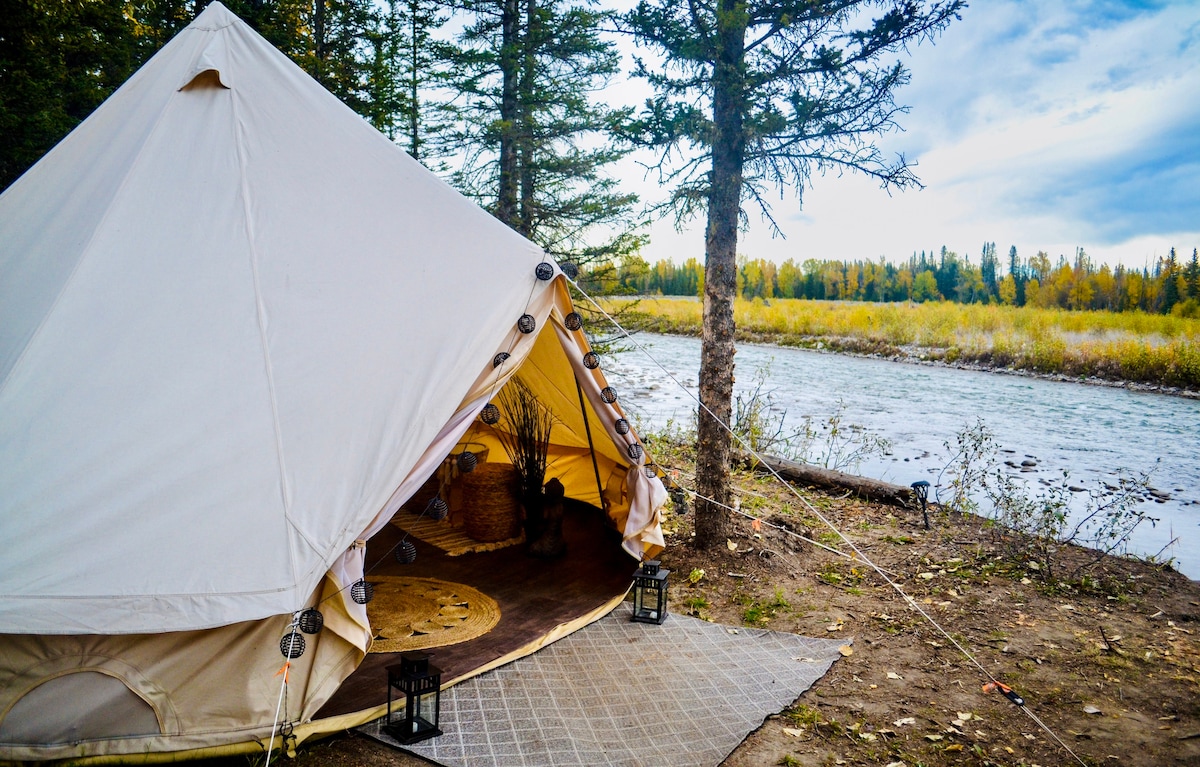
[517,0,537,238]
[407,0,421,160]
[693,1,747,550]
[734,451,919,508]
[496,0,520,228]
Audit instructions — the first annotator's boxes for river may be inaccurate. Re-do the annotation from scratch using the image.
[602,333,1200,579]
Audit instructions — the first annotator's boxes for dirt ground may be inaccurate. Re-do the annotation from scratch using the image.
[255,462,1199,767]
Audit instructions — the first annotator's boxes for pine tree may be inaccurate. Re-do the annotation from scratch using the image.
[624,0,963,548]
[448,0,641,265]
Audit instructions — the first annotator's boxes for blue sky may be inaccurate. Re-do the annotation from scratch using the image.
[616,0,1200,269]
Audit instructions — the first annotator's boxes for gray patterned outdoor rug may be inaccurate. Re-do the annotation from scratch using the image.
[360,603,848,767]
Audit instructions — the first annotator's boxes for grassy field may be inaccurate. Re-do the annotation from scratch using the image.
[598,297,1200,390]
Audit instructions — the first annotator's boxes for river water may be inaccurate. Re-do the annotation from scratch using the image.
[602,333,1200,579]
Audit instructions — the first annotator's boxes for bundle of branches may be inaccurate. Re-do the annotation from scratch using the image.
[495,378,557,534]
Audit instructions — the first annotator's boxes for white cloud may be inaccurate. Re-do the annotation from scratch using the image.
[626,0,1200,269]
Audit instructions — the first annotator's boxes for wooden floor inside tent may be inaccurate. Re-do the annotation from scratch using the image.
[315,500,635,719]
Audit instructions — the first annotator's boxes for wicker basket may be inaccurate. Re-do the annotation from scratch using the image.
[460,463,522,543]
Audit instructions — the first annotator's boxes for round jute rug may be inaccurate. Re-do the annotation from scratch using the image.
[366,576,501,654]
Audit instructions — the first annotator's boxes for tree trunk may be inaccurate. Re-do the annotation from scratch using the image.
[693,1,746,550]
[517,0,537,238]
[496,0,520,228]
[407,0,420,160]
[313,0,326,84]
[734,450,919,508]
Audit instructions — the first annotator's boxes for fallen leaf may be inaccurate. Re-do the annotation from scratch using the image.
[944,744,964,752]
[858,732,877,742]
[838,645,854,657]
[726,628,739,635]
[887,671,902,680]
[886,763,905,767]
[782,727,804,738]
[875,728,896,737]
[794,656,817,663]
[751,518,762,532]
[957,712,974,721]
[1083,704,1102,715]
[925,734,944,742]
[726,539,738,551]
[893,717,917,727]
[918,572,936,580]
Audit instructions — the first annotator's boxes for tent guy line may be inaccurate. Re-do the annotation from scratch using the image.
[569,277,1090,767]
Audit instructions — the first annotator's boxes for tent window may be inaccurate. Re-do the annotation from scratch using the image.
[0,671,161,745]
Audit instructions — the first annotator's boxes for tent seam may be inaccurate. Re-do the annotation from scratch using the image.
[226,54,316,589]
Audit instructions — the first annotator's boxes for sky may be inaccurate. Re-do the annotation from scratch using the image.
[610,0,1200,270]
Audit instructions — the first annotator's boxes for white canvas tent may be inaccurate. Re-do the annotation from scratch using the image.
[0,3,665,759]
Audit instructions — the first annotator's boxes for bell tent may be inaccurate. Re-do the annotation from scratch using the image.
[0,2,666,760]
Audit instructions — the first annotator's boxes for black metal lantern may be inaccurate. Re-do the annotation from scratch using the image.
[517,314,537,334]
[630,559,669,625]
[535,262,555,281]
[493,352,511,368]
[559,261,579,279]
[564,312,583,331]
[457,451,478,473]
[614,418,630,435]
[480,403,501,424]
[428,497,449,521]
[385,652,443,744]
[911,480,931,530]
[643,464,657,479]
[582,351,600,369]
[280,631,306,658]
[298,608,324,634]
[351,579,374,605]
[627,443,643,462]
[395,539,417,564]
[600,386,618,404]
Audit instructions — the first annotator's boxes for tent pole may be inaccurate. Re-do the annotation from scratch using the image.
[575,376,607,511]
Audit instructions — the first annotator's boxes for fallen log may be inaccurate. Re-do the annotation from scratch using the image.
[734,450,917,508]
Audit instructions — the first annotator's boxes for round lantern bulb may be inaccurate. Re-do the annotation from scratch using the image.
[299,608,324,634]
[517,314,536,334]
[351,580,374,605]
[457,451,477,473]
[481,403,501,424]
[644,465,657,478]
[628,443,643,461]
[493,352,511,368]
[395,540,417,564]
[564,312,583,331]
[280,631,306,658]
[615,418,630,435]
[582,352,600,370]
[559,261,579,279]
[600,386,617,404]
[535,262,555,281]
[429,497,449,521]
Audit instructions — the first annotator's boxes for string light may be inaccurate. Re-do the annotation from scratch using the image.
[600,386,617,404]
[279,631,306,658]
[564,312,583,331]
[583,352,600,369]
[298,609,323,634]
[517,314,536,334]
[535,262,555,281]
[351,580,374,605]
[481,403,501,424]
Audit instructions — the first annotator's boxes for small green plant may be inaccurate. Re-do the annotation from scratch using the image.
[687,567,706,584]
[777,755,802,767]
[938,419,1158,583]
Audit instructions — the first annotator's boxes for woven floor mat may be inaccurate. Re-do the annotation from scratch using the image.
[361,603,847,767]
[390,513,524,557]
[366,577,501,654]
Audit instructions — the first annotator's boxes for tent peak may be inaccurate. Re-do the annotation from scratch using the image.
[190,1,239,30]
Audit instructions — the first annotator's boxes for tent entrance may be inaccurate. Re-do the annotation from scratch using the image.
[314,494,631,720]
